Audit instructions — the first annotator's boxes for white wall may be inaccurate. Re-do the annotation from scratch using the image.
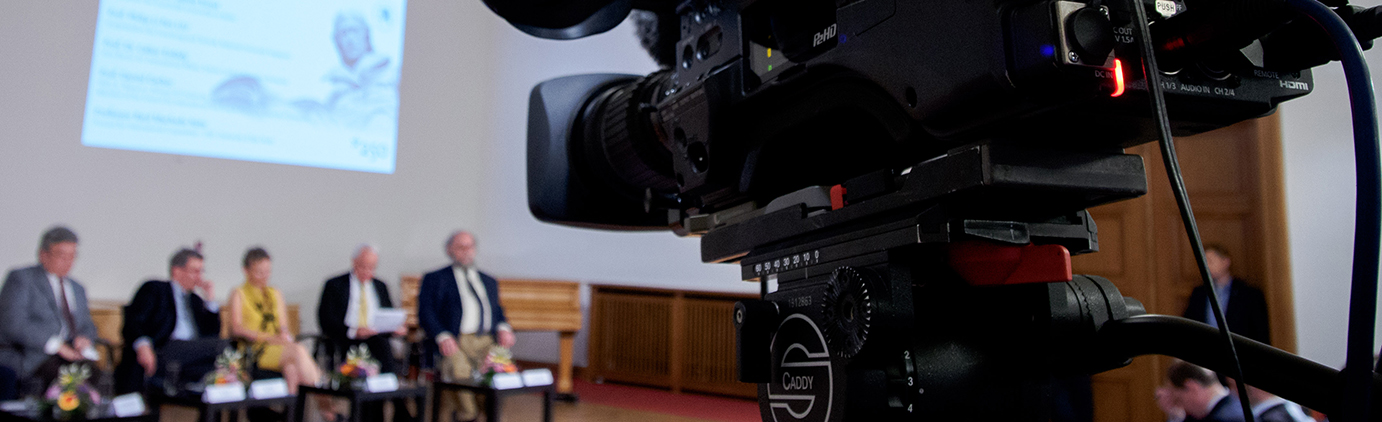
[1281,0,1382,368]
[5,0,1375,373]
[0,2,746,368]
[478,18,749,365]
[0,1,503,328]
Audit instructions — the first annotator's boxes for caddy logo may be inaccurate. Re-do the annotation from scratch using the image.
[767,314,833,422]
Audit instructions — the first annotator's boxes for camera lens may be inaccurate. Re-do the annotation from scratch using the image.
[578,70,679,197]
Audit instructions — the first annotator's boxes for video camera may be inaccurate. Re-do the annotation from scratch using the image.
[484,0,1382,420]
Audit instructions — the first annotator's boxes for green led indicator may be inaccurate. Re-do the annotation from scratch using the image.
[768,64,773,71]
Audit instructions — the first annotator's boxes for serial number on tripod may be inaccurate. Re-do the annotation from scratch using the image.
[785,296,812,308]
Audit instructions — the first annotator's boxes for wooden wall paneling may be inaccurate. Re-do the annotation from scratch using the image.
[1080,116,1295,422]
[671,291,685,393]
[1255,114,1298,353]
[587,286,757,398]
[1078,143,1161,422]
[590,287,675,388]
[680,296,756,398]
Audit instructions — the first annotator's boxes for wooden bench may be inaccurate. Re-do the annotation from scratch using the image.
[88,299,301,370]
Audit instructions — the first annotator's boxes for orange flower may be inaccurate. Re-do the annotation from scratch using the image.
[340,364,356,375]
[57,391,79,411]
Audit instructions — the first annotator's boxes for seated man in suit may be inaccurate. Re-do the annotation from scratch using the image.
[0,226,101,392]
[1157,360,1245,422]
[318,245,411,421]
[419,231,516,422]
[115,248,227,394]
[1182,245,1271,344]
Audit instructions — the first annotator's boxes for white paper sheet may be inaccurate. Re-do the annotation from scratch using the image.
[368,308,408,332]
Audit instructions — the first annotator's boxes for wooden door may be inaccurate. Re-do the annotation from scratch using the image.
[1076,114,1295,422]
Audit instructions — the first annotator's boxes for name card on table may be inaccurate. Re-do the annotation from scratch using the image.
[0,400,28,412]
[365,373,399,393]
[491,373,524,390]
[203,383,246,403]
[520,369,554,387]
[111,393,146,417]
[250,378,291,399]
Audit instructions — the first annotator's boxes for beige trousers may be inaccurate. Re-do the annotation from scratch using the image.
[439,334,495,420]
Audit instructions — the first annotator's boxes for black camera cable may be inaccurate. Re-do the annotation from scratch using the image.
[1279,1,1382,421]
[1128,1,1258,421]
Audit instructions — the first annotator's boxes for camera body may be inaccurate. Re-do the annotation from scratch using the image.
[503,0,1326,420]
[525,0,1311,233]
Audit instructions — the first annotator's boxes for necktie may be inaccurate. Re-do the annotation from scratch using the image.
[358,282,369,328]
[185,292,199,338]
[467,270,489,333]
[57,278,76,339]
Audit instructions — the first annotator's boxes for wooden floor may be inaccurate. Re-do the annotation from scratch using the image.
[492,393,727,422]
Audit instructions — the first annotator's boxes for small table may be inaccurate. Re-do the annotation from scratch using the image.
[430,380,553,422]
[295,383,428,422]
[153,391,297,422]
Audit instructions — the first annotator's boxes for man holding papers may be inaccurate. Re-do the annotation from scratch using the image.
[316,244,413,422]
[419,231,515,422]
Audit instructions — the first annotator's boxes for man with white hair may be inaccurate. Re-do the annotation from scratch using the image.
[316,245,412,420]
[418,231,515,422]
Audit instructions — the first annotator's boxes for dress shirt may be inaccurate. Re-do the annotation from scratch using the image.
[1204,278,1233,328]
[43,272,75,355]
[170,282,198,340]
[454,265,489,335]
[344,272,382,339]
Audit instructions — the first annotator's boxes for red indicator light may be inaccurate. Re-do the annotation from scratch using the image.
[1111,59,1126,97]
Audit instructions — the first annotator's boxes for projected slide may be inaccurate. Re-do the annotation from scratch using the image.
[82,0,407,174]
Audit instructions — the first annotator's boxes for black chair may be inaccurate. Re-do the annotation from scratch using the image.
[0,365,16,401]
[228,337,296,422]
[300,333,345,373]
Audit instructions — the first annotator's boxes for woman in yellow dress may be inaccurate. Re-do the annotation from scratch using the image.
[227,248,335,419]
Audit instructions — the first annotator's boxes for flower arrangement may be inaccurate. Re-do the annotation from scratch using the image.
[202,348,250,386]
[479,346,518,386]
[40,364,99,421]
[333,344,381,386]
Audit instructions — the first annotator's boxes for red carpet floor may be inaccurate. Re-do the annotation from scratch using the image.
[571,379,760,422]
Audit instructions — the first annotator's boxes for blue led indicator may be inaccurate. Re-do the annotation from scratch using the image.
[840,34,848,44]
[1040,45,1056,57]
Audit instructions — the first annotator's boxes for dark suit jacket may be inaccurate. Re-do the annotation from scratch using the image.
[418,265,508,338]
[417,265,508,364]
[0,265,98,376]
[115,280,221,393]
[1187,394,1247,422]
[1183,278,1271,344]
[316,273,394,344]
